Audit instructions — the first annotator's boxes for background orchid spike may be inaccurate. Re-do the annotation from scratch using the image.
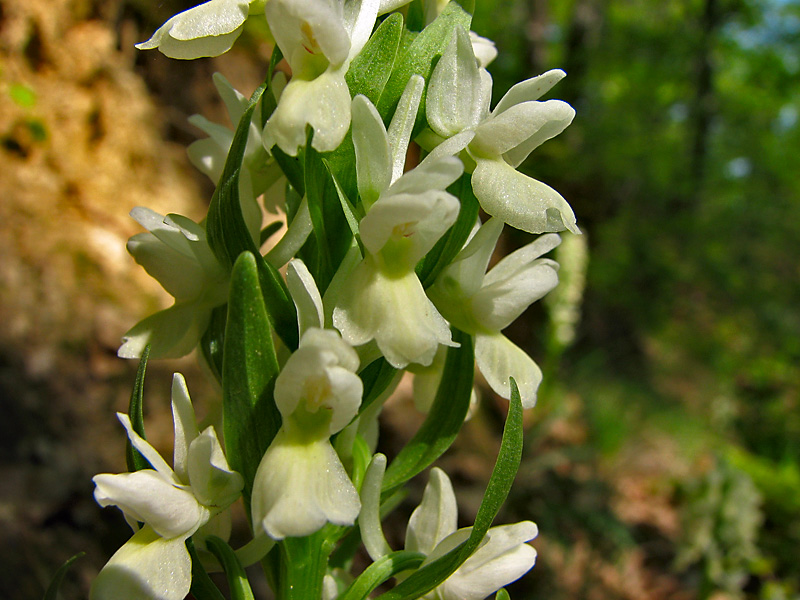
[263,0,380,154]
[425,27,579,235]
[136,0,262,60]
[406,468,539,600]
[428,218,561,407]
[91,374,243,600]
[118,208,230,360]
[250,328,363,539]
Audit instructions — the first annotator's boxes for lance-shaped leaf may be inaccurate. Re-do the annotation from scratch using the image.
[375,380,525,600]
[222,252,282,504]
[206,81,298,349]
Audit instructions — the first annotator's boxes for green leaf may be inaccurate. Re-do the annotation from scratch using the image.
[302,135,353,292]
[375,379,524,600]
[126,345,150,473]
[43,552,84,600]
[200,305,227,385]
[260,220,285,246]
[205,79,298,350]
[187,538,227,600]
[359,357,398,416]
[223,252,282,506]
[261,47,284,125]
[376,2,472,127]
[339,551,426,600]
[326,162,365,255]
[347,13,404,106]
[382,329,474,494]
[417,173,481,288]
[205,536,256,600]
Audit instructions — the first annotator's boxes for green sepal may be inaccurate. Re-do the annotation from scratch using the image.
[261,46,284,125]
[205,536,256,600]
[346,13,404,107]
[223,252,282,508]
[42,552,84,600]
[187,538,226,600]
[382,329,474,494]
[376,379,525,600]
[206,79,298,350]
[200,305,227,385]
[359,357,398,416]
[339,551,426,600]
[126,344,150,473]
[376,2,472,128]
[496,588,511,600]
[416,173,480,288]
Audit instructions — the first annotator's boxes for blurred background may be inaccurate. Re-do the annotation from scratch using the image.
[1,0,798,598]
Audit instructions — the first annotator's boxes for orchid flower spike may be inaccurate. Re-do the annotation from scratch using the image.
[333,91,463,368]
[428,218,561,408]
[263,0,380,154]
[250,328,363,539]
[118,208,229,360]
[406,468,538,600]
[425,27,579,235]
[136,0,263,60]
[91,374,243,600]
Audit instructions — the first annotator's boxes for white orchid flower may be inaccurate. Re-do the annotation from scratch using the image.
[136,0,263,60]
[91,374,243,600]
[251,328,363,539]
[118,208,229,360]
[332,91,462,368]
[425,27,579,235]
[428,218,560,408]
[263,0,380,155]
[187,72,284,242]
[406,468,538,600]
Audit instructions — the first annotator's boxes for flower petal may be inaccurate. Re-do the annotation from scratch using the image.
[333,261,455,368]
[117,302,210,360]
[471,100,575,160]
[93,470,207,539]
[427,27,483,137]
[474,333,541,408]
[264,69,351,155]
[405,467,458,555]
[171,373,200,483]
[352,94,392,207]
[135,0,249,60]
[440,522,538,600]
[90,526,192,600]
[187,427,244,508]
[493,69,566,115]
[287,259,325,336]
[471,157,579,235]
[251,432,360,539]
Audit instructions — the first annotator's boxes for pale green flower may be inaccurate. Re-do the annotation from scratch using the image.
[118,208,229,360]
[428,218,560,407]
[91,374,243,600]
[425,27,578,235]
[263,0,379,154]
[332,92,462,368]
[406,468,538,600]
[136,0,263,60]
[250,328,363,539]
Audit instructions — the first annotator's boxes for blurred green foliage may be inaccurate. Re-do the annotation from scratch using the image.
[472,0,800,597]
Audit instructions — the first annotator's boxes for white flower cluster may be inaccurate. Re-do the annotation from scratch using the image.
[92,0,582,598]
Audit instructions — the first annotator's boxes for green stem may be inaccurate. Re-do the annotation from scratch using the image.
[279,530,335,600]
